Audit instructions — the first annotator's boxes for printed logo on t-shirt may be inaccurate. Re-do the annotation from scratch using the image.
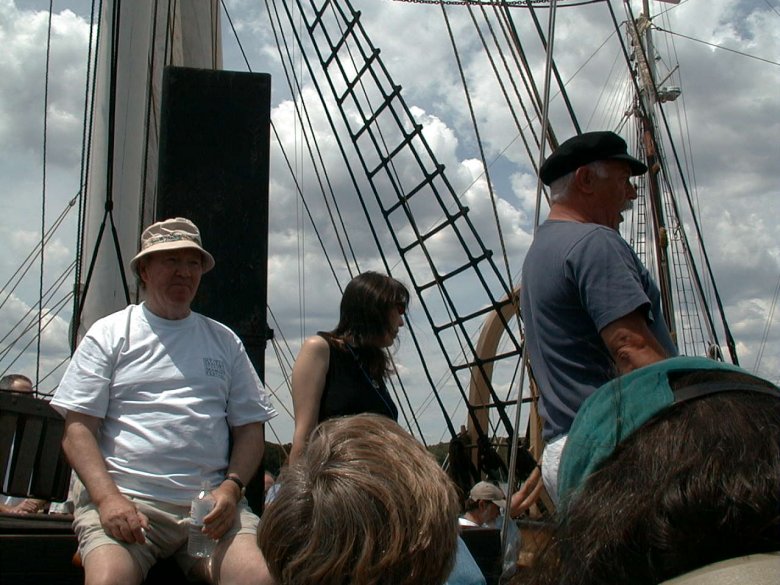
[203,358,227,380]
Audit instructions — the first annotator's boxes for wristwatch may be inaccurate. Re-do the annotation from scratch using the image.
[224,473,246,498]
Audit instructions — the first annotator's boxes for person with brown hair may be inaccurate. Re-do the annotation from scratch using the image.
[258,414,461,585]
[517,357,780,585]
[288,271,409,464]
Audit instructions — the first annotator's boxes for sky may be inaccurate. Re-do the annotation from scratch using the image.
[1,0,778,446]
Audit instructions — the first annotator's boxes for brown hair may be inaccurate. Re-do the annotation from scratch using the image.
[258,414,459,585]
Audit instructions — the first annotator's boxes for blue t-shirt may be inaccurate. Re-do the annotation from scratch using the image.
[520,220,677,439]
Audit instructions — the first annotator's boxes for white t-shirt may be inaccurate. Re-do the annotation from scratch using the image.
[458,516,480,528]
[52,303,276,505]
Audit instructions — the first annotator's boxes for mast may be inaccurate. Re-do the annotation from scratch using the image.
[627,0,677,340]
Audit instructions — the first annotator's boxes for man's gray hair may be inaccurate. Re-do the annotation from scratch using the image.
[548,160,609,203]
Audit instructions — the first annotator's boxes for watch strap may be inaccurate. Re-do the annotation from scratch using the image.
[224,474,246,497]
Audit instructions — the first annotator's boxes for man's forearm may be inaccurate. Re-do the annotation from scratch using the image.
[226,422,265,484]
[62,414,122,505]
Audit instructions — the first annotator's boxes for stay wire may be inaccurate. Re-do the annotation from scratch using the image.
[0,261,77,356]
[653,26,780,68]
[754,272,780,374]
[492,4,545,167]
[1,291,74,381]
[0,196,77,312]
[266,0,355,283]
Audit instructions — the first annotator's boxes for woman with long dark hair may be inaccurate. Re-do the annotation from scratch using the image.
[288,271,409,463]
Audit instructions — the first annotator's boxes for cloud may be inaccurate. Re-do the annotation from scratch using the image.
[0,2,90,166]
[3,0,779,450]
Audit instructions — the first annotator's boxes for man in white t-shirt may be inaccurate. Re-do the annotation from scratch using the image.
[52,218,276,585]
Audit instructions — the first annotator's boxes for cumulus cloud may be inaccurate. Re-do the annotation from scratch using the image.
[3,1,778,447]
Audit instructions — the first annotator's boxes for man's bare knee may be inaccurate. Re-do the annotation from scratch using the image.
[83,544,144,585]
[211,533,272,585]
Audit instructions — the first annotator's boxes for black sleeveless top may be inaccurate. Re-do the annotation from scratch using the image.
[316,333,399,422]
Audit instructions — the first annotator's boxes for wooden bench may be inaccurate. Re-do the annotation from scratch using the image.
[0,391,71,502]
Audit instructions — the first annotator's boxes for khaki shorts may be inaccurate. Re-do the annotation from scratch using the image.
[73,485,259,579]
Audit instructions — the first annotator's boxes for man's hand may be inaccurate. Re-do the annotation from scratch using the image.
[509,466,544,518]
[202,482,240,540]
[96,493,149,544]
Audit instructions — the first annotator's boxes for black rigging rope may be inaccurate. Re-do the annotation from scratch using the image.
[0,197,77,313]
[72,0,99,351]
[0,263,77,361]
[1,290,74,382]
[523,0,581,136]
[269,121,345,287]
[264,0,360,278]
[440,2,524,442]
[488,4,544,168]
[36,1,54,391]
[271,0,464,442]
[139,0,163,235]
[74,0,132,338]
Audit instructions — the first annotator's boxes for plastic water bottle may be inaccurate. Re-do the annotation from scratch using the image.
[188,481,216,558]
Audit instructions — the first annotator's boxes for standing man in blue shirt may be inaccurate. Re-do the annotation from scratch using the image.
[520,132,677,502]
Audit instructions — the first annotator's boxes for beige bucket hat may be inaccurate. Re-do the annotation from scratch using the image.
[130,217,215,276]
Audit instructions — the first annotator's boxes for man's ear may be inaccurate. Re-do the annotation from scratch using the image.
[573,165,596,193]
[138,259,148,285]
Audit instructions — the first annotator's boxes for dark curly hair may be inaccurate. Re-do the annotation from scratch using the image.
[518,373,780,585]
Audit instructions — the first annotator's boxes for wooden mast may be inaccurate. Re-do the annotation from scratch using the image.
[627,0,678,340]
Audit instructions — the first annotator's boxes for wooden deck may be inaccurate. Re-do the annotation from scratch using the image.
[0,513,81,584]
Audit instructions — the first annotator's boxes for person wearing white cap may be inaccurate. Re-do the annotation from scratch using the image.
[52,218,276,585]
[459,481,506,528]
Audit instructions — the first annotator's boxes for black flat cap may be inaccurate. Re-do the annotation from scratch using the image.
[539,131,648,185]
